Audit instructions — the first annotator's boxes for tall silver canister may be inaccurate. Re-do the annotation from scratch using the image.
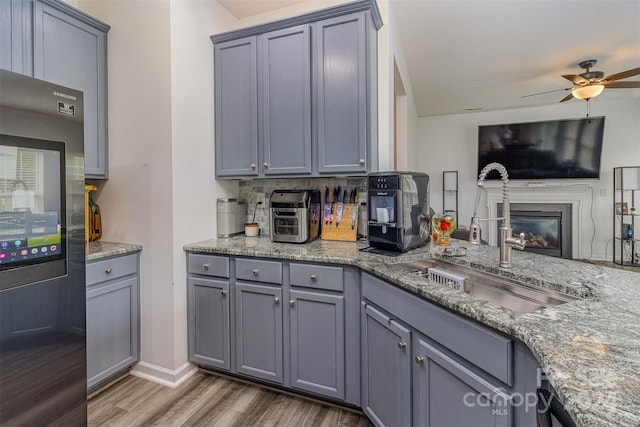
[217,198,246,237]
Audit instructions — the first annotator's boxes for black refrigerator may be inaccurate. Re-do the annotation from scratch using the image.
[0,69,87,425]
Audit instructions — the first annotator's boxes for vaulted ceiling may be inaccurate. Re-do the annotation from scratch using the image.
[218,0,640,117]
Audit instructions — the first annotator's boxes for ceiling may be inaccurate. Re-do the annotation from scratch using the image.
[219,0,640,117]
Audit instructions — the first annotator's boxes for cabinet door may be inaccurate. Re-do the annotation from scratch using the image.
[214,36,259,177]
[362,303,411,427]
[0,0,33,75]
[289,289,344,400]
[33,1,108,178]
[259,25,311,176]
[188,277,230,371]
[86,276,138,389]
[235,282,283,384]
[314,12,368,175]
[413,336,513,427]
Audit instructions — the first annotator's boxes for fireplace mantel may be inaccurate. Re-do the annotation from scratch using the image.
[483,183,591,259]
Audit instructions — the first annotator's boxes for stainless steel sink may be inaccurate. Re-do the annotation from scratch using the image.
[393,259,580,314]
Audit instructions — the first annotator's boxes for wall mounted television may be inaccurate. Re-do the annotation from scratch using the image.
[477,116,605,180]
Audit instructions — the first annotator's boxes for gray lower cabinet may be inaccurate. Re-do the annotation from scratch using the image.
[361,303,412,427]
[361,271,539,427]
[413,335,512,427]
[187,277,230,370]
[0,0,110,178]
[86,252,140,390]
[235,281,283,384]
[289,288,344,399]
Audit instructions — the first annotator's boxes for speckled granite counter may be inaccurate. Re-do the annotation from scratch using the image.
[87,241,142,262]
[184,236,640,427]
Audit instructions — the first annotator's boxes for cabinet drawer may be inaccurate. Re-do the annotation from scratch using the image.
[87,254,137,286]
[290,263,343,292]
[188,254,230,278]
[236,258,282,284]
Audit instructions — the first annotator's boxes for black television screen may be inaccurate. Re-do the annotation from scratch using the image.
[477,116,605,180]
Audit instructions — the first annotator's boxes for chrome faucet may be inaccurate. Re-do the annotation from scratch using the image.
[468,162,526,268]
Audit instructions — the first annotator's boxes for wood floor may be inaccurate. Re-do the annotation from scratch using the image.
[88,371,372,426]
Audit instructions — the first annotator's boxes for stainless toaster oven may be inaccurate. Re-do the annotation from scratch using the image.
[269,190,321,243]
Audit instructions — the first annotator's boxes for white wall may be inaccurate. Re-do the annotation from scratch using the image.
[416,97,640,261]
[78,0,239,383]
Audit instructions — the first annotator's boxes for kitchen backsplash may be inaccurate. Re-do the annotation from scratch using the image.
[239,177,367,236]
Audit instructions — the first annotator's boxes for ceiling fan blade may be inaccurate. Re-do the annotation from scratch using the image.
[521,88,570,98]
[562,74,588,85]
[603,81,640,88]
[603,67,640,82]
[559,93,574,103]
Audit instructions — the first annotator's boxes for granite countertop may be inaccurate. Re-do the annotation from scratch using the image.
[185,235,640,427]
[87,241,143,262]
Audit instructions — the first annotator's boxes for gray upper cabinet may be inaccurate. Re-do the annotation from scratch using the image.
[214,36,259,177]
[211,0,381,179]
[260,25,312,176]
[0,0,34,75]
[1,0,110,178]
[314,12,371,175]
[34,0,109,178]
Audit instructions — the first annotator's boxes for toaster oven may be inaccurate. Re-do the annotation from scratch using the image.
[269,190,321,243]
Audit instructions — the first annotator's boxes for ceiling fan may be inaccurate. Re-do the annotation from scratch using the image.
[523,59,640,102]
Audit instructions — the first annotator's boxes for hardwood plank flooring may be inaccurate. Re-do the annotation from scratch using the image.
[88,371,372,426]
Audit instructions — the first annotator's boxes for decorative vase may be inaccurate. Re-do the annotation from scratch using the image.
[432,214,456,246]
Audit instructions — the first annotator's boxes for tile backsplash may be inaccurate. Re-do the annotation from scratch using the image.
[238,177,367,236]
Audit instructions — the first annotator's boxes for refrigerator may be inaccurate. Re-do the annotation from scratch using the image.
[0,69,87,425]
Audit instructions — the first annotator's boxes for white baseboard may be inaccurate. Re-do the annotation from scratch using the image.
[130,361,197,389]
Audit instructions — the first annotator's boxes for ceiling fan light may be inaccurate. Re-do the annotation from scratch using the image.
[572,84,605,100]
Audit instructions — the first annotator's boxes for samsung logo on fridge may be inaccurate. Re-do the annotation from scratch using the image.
[53,91,77,101]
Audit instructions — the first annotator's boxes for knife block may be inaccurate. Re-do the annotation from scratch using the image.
[321,202,358,242]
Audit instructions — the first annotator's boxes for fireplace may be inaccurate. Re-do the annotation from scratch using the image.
[498,203,572,259]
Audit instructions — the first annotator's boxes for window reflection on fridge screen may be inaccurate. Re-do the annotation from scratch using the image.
[0,135,66,270]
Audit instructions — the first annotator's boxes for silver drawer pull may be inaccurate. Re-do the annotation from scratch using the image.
[397,341,407,350]
[221,290,227,297]
[263,162,269,168]
[274,297,280,305]
[105,268,112,274]
[359,159,365,166]
[252,269,259,276]
[310,274,317,282]
[289,299,295,307]
[415,356,425,365]
[203,264,209,271]
[250,163,256,170]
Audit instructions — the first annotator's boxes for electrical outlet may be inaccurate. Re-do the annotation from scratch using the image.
[256,193,266,206]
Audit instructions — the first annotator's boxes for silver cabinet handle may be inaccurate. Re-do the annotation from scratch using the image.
[250,163,256,170]
[397,341,407,350]
[252,269,259,276]
[263,163,269,168]
[221,290,227,297]
[203,263,209,271]
[105,267,112,274]
[289,299,295,307]
[310,274,317,282]
[415,356,425,365]
[359,159,365,166]
[274,297,280,305]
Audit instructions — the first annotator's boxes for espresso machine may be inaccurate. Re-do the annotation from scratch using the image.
[367,172,431,252]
